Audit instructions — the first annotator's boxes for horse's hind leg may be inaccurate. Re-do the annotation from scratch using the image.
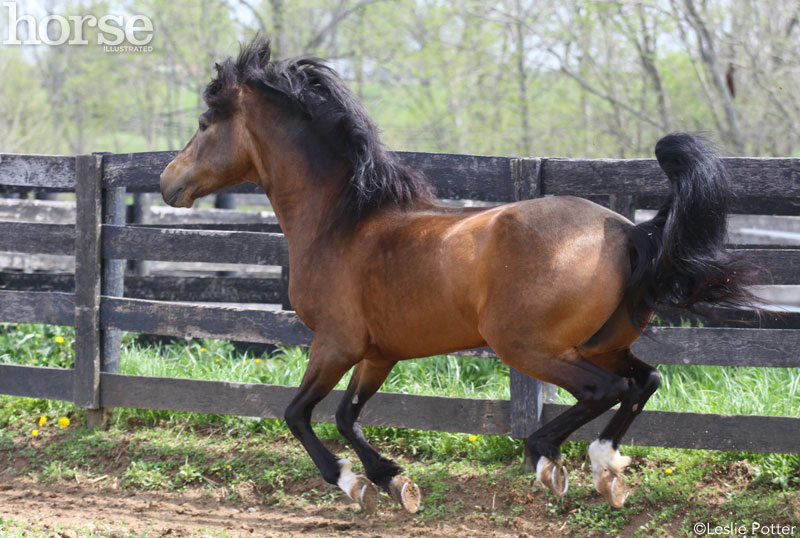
[335,357,422,513]
[497,348,632,499]
[582,348,661,508]
[284,338,379,513]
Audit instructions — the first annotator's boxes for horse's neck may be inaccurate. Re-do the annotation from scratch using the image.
[260,166,348,266]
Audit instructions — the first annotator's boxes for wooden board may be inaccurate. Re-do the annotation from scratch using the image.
[143,205,278,226]
[134,222,284,233]
[742,249,800,285]
[95,372,799,453]
[0,198,75,223]
[102,151,176,191]
[0,364,74,401]
[543,403,800,454]
[101,296,313,346]
[0,290,75,325]
[102,151,800,201]
[637,194,800,216]
[396,151,514,201]
[102,225,289,266]
[633,327,800,368]
[124,275,283,303]
[0,272,282,303]
[103,150,515,200]
[0,154,75,189]
[99,373,511,435]
[541,157,800,198]
[0,222,74,255]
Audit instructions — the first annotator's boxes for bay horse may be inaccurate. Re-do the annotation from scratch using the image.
[160,35,753,513]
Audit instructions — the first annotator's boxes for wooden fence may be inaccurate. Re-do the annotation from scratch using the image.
[0,150,799,454]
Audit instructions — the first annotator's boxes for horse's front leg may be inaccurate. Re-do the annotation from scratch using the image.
[283,338,379,512]
[335,357,422,513]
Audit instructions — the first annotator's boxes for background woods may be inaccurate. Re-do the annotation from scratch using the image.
[1,0,799,158]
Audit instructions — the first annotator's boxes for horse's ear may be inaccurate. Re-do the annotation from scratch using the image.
[257,38,272,68]
[247,32,271,68]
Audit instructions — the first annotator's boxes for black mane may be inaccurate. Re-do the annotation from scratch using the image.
[204,34,435,219]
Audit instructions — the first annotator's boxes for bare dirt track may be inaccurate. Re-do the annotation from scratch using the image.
[0,475,565,538]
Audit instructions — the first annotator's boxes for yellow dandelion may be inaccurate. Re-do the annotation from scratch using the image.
[55,336,65,344]
[58,417,70,428]
[255,359,261,363]
[468,435,477,442]
[665,468,673,475]
[38,415,47,427]
[200,348,207,352]
[31,429,39,437]
[215,358,220,363]
[226,465,231,469]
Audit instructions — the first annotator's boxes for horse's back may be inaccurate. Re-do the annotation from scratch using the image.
[349,197,635,359]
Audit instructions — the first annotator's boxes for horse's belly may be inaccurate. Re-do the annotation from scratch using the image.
[364,293,486,359]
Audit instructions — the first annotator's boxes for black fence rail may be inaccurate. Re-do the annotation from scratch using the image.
[0,151,798,454]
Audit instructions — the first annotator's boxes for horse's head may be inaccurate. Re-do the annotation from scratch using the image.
[162,34,432,218]
[159,45,268,208]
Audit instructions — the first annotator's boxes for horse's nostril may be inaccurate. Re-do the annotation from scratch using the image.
[165,185,185,206]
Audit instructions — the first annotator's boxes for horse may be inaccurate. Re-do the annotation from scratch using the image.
[160,35,754,513]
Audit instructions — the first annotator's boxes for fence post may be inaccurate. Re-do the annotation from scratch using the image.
[610,194,636,222]
[215,192,237,210]
[280,266,292,311]
[87,152,126,428]
[508,157,554,472]
[129,193,149,276]
[73,155,103,421]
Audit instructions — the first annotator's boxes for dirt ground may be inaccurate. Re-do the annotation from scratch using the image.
[0,474,571,538]
[1,429,796,538]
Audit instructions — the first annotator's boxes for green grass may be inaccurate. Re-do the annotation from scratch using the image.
[0,323,798,536]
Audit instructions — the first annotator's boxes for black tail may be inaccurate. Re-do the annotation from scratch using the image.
[627,133,758,322]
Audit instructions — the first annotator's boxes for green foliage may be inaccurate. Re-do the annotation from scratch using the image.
[0,323,74,369]
[123,460,170,489]
[3,1,798,157]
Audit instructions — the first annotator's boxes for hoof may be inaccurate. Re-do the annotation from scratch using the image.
[594,468,630,508]
[536,457,569,498]
[350,475,379,513]
[337,458,379,513]
[388,475,421,513]
[588,440,631,508]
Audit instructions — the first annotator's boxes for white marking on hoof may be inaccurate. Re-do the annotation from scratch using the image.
[336,458,378,513]
[588,439,630,487]
[535,455,549,482]
[535,456,568,498]
[389,475,421,513]
[588,440,632,508]
[336,458,356,493]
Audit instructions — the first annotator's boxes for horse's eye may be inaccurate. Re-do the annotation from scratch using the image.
[199,118,209,132]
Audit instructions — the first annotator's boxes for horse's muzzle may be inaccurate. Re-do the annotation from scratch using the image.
[160,164,194,208]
